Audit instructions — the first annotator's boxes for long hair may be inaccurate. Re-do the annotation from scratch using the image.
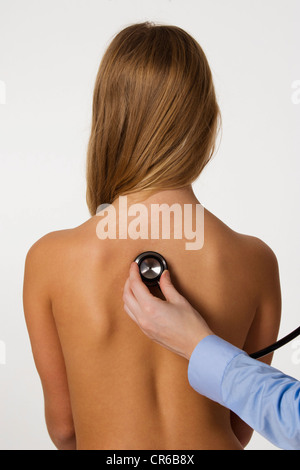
[86,21,221,215]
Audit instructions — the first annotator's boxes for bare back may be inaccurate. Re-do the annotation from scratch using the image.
[41,197,279,450]
[24,194,281,450]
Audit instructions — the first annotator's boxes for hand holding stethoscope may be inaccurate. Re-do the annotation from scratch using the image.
[124,251,300,360]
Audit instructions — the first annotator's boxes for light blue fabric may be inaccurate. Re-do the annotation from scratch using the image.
[187,334,300,450]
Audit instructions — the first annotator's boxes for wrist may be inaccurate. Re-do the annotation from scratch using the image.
[184,327,214,360]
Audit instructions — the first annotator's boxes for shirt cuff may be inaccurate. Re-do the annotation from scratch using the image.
[187,335,247,406]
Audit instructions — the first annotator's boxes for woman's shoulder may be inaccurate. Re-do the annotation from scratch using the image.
[25,228,74,261]
[204,207,278,263]
[24,217,107,274]
[202,208,280,300]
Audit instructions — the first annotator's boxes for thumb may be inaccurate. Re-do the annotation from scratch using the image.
[159,270,184,303]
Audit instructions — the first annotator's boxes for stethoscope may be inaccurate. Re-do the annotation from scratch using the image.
[134,251,300,359]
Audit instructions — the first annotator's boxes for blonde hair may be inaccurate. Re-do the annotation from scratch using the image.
[86,21,221,215]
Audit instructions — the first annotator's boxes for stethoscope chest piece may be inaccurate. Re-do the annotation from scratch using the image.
[134,251,168,286]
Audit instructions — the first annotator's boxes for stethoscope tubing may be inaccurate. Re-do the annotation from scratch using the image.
[250,326,300,359]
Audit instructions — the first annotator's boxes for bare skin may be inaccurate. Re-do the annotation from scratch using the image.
[23,186,281,450]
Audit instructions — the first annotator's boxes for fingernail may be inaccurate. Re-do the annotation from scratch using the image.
[162,269,170,281]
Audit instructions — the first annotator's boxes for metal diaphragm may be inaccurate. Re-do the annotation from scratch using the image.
[134,251,168,286]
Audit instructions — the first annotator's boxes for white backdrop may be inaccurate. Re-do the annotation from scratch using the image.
[0,0,299,450]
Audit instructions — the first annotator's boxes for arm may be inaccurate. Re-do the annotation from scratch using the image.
[188,335,300,450]
[23,236,76,450]
[124,260,299,450]
[230,238,282,448]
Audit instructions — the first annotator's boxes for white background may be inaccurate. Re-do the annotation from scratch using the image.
[0,0,299,450]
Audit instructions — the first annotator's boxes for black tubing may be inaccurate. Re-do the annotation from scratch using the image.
[249,327,300,359]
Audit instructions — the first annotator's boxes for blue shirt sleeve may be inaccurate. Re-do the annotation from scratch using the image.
[187,335,300,450]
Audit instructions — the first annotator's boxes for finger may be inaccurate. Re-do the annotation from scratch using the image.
[158,269,184,304]
[123,277,142,319]
[129,261,155,305]
[123,276,132,301]
[123,303,139,324]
